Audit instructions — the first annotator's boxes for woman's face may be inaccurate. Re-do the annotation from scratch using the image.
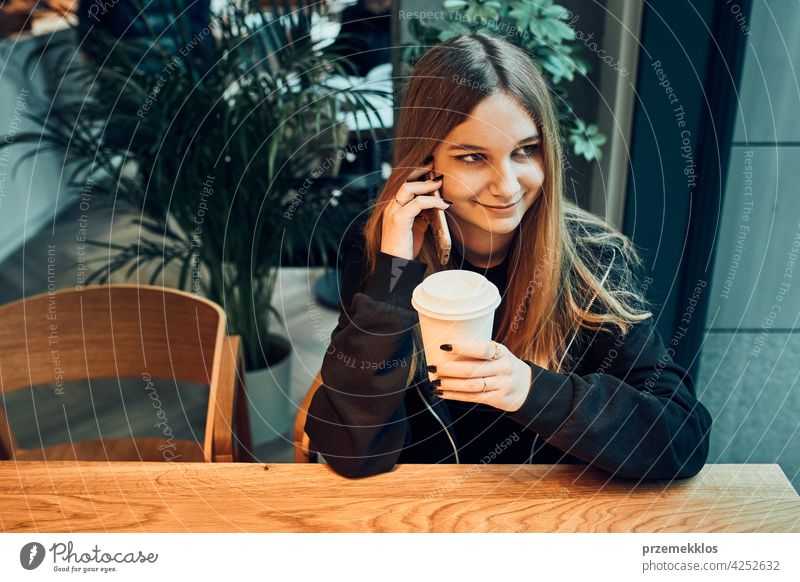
[432,92,545,239]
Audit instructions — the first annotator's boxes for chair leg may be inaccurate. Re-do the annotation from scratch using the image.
[235,364,256,462]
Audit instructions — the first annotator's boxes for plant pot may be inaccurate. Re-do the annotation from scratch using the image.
[244,334,293,448]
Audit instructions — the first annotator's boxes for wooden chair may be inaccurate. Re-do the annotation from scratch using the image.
[0,284,252,463]
[293,370,324,463]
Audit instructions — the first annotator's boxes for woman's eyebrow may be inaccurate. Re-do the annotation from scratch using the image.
[446,135,541,151]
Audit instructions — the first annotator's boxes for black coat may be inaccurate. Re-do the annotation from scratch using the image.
[306,226,713,480]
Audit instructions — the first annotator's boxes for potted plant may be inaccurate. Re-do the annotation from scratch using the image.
[403,0,607,162]
[8,0,389,448]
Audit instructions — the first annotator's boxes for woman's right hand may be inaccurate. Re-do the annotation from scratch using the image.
[380,165,451,261]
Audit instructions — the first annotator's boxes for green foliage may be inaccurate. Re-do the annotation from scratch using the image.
[7,0,390,369]
[569,119,607,161]
[405,0,606,162]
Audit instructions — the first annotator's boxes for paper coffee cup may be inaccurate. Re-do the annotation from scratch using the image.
[411,270,501,375]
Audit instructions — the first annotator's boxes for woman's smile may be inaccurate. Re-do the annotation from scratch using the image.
[475,197,525,215]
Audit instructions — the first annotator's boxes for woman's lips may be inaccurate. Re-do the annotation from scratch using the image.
[477,199,521,214]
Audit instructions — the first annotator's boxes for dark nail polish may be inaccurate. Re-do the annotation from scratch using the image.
[433,389,444,396]
[433,174,444,181]
[426,365,437,373]
[431,378,442,387]
[440,344,453,351]
[442,198,454,205]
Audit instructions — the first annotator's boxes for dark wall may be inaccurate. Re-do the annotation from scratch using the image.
[624,0,750,375]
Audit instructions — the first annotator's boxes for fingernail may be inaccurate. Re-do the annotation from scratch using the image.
[440,344,453,351]
[433,174,444,181]
[433,389,444,396]
[426,365,437,373]
[431,378,442,387]
[442,198,453,205]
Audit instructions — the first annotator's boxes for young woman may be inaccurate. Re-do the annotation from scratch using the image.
[305,32,712,480]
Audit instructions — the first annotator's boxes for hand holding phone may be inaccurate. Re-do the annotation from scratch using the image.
[421,169,452,265]
[379,165,451,261]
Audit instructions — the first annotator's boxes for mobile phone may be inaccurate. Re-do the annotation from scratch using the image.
[422,169,452,265]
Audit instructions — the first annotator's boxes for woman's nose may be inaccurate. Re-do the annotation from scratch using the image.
[488,160,520,199]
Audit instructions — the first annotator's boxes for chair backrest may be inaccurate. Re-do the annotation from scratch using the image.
[294,370,324,463]
[0,284,227,461]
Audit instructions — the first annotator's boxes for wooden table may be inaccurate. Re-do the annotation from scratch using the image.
[1,462,798,532]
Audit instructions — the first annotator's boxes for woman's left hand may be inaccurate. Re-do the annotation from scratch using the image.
[430,341,533,412]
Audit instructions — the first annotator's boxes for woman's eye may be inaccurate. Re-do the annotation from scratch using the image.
[515,144,539,157]
[453,145,539,165]
[454,153,484,164]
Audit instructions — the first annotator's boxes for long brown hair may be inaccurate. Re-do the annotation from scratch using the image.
[363,32,651,378]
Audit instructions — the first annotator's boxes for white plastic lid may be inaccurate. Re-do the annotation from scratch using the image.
[411,270,501,321]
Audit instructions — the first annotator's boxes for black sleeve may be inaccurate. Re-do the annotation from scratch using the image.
[304,239,428,478]
[507,316,713,480]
